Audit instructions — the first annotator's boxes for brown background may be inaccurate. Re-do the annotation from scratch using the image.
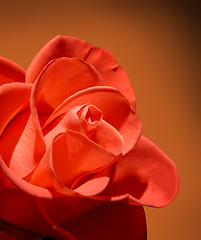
[0,0,200,239]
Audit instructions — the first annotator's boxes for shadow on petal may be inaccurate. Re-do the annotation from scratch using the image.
[62,202,147,240]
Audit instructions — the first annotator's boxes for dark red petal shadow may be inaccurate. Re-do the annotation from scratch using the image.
[0,188,44,234]
[35,196,102,229]
[62,203,147,240]
[0,218,39,240]
[0,188,77,239]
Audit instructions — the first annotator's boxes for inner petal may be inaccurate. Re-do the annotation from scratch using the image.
[90,119,124,156]
[78,105,102,136]
[51,130,115,188]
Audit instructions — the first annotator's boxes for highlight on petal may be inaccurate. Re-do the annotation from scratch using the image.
[0,83,32,136]
[62,203,147,240]
[102,135,179,207]
[26,35,136,108]
[0,82,45,182]
[0,57,25,86]
[0,110,44,178]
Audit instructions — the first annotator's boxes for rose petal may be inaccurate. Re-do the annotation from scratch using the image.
[73,168,111,196]
[49,104,124,155]
[26,35,136,109]
[0,166,14,192]
[0,155,52,199]
[36,199,78,240]
[28,145,66,191]
[51,130,115,188]
[62,203,147,240]
[0,231,21,240]
[0,189,76,239]
[103,135,179,207]
[60,105,86,134]
[35,196,101,227]
[0,83,32,136]
[32,57,104,116]
[91,119,124,155]
[44,86,141,153]
[26,35,92,83]
[0,57,25,86]
[0,110,44,178]
[120,111,142,154]
[84,46,136,109]
[45,87,129,127]
[0,188,43,234]
[78,104,102,134]
[32,105,115,195]
[0,218,39,240]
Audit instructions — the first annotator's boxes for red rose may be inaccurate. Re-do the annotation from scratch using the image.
[0,36,179,240]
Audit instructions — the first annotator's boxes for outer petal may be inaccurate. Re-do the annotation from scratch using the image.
[0,83,32,136]
[0,110,44,178]
[62,203,147,240]
[0,189,76,239]
[33,57,104,115]
[26,35,136,108]
[85,47,136,109]
[0,155,52,199]
[35,196,102,228]
[103,135,179,207]
[0,57,25,86]
[0,188,45,235]
[0,218,39,240]
[0,82,45,180]
[26,36,92,84]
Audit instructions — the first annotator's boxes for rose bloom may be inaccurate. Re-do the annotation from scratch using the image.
[0,36,179,240]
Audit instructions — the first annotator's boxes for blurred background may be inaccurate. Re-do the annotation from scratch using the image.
[0,0,200,239]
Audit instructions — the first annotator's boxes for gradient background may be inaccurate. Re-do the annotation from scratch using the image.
[0,1,200,239]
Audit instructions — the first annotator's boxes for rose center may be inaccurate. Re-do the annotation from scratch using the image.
[78,105,102,137]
